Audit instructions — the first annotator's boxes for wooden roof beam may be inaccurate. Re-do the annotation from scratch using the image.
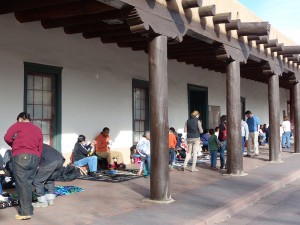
[256,36,269,44]
[225,19,241,31]
[0,0,79,15]
[64,21,128,34]
[15,1,114,23]
[41,10,123,29]
[101,35,147,44]
[237,22,270,37]
[83,28,131,39]
[277,46,300,55]
[198,5,216,17]
[213,13,231,24]
[264,39,278,48]
[182,0,202,9]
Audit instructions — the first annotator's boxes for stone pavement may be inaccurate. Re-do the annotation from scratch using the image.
[1,147,300,225]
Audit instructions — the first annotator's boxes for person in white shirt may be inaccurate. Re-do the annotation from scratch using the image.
[241,119,249,155]
[281,116,291,149]
[136,132,150,177]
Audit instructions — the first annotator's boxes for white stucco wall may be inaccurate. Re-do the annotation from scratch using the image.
[0,14,290,163]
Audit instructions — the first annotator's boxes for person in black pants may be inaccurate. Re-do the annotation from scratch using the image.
[32,144,65,208]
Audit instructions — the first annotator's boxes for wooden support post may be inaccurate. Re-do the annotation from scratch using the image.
[268,74,281,161]
[148,35,171,202]
[226,60,243,175]
[293,82,300,153]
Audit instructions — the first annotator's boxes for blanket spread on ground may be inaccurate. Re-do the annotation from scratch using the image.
[55,186,84,196]
[76,170,140,183]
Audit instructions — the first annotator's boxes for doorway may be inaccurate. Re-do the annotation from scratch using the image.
[188,84,208,129]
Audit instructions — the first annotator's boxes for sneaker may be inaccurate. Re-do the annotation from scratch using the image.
[32,201,48,208]
[15,214,31,220]
[48,200,54,206]
[191,168,199,172]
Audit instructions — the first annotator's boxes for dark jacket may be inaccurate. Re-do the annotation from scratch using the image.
[186,117,201,138]
[40,144,65,166]
[73,142,92,162]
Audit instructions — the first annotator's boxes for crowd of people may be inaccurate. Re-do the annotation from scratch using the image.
[0,112,126,220]
[0,110,293,220]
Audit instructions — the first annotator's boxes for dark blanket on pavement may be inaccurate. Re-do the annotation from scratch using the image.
[76,170,140,183]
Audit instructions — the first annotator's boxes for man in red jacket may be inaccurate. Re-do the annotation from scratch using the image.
[4,112,43,220]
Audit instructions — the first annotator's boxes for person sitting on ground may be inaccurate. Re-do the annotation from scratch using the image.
[258,125,266,145]
[169,129,177,169]
[95,127,124,169]
[73,135,98,177]
[32,144,65,208]
[136,132,150,177]
[201,129,210,152]
[208,129,223,170]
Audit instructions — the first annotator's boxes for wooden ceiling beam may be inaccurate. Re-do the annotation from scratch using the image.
[64,21,128,34]
[0,0,79,15]
[225,19,241,31]
[15,0,114,23]
[41,10,123,29]
[101,35,147,44]
[82,28,131,39]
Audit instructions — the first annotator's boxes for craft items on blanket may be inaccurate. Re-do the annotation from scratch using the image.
[76,170,140,183]
[0,192,19,209]
[54,186,84,197]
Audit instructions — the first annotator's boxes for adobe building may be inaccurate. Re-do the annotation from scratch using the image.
[0,0,299,201]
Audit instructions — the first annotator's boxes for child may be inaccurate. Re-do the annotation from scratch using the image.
[208,129,223,170]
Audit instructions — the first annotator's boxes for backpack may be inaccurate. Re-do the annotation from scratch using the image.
[219,122,227,141]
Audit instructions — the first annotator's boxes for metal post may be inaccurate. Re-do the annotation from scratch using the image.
[148,35,171,202]
[226,60,243,175]
[294,82,300,153]
[268,74,281,161]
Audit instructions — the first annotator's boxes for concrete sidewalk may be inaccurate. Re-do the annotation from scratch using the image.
[1,147,300,225]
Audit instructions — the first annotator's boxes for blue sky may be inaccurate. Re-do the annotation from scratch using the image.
[239,0,300,44]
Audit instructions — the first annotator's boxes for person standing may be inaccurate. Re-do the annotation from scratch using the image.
[136,132,151,177]
[4,112,43,220]
[32,144,65,208]
[245,110,260,157]
[168,129,177,169]
[241,119,249,155]
[182,110,203,172]
[208,129,223,170]
[218,115,227,169]
[281,116,291,149]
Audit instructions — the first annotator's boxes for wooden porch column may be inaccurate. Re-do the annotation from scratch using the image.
[293,82,300,153]
[148,35,171,202]
[226,60,243,175]
[268,74,281,161]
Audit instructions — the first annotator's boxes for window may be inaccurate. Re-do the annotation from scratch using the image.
[24,62,62,149]
[132,79,149,144]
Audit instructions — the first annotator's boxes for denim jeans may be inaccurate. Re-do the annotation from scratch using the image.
[12,154,39,216]
[220,140,227,168]
[169,148,175,165]
[242,136,245,155]
[33,159,65,197]
[282,131,291,148]
[74,156,97,172]
[210,150,218,168]
[0,182,2,195]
